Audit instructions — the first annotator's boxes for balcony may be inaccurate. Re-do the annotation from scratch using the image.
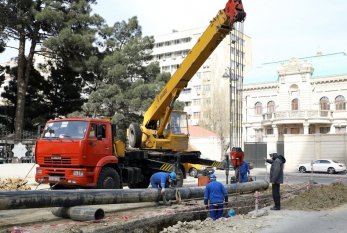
[262,110,333,125]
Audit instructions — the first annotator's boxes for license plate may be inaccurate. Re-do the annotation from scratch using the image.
[48,176,60,182]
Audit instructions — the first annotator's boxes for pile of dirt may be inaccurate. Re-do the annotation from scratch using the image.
[160,183,347,233]
[283,183,347,211]
[0,178,31,191]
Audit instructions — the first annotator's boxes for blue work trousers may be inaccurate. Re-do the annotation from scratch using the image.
[209,203,224,220]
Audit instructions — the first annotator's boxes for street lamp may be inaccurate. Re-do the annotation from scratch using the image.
[222,67,239,149]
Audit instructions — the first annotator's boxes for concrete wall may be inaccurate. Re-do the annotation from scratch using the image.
[269,134,347,172]
[189,136,223,162]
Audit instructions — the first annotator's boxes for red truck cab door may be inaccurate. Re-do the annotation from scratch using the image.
[85,122,113,165]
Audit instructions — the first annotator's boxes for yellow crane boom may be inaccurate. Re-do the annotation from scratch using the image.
[128,0,246,151]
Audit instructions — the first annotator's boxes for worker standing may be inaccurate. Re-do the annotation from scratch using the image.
[266,153,286,210]
[149,171,176,194]
[239,160,250,183]
[204,174,228,220]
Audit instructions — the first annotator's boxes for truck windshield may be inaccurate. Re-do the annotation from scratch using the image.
[42,121,88,139]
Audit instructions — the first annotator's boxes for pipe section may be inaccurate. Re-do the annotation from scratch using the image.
[0,180,269,210]
[51,206,105,221]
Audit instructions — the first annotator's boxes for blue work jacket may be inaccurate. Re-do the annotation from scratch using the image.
[150,172,169,188]
[204,180,228,204]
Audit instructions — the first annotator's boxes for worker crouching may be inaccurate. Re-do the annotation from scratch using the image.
[204,174,228,220]
[149,171,177,194]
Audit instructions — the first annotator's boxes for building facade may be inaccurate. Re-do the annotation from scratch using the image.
[152,27,252,127]
[243,52,347,170]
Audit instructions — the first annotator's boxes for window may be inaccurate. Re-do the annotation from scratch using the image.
[266,128,273,135]
[89,124,96,138]
[335,126,346,134]
[255,102,262,115]
[267,101,275,113]
[292,98,299,110]
[319,127,330,134]
[335,95,346,110]
[182,88,191,94]
[193,99,201,105]
[193,112,200,119]
[203,85,210,92]
[320,96,330,110]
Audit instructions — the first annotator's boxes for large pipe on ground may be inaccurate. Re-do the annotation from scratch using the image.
[51,206,105,221]
[0,180,269,210]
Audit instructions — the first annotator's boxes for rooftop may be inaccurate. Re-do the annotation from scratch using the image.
[244,52,347,85]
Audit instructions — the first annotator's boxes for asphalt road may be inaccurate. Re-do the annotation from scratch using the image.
[212,168,347,185]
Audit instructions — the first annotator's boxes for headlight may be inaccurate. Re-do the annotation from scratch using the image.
[73,170,84,176]
[36,169,42,174]
[200,166,206,170]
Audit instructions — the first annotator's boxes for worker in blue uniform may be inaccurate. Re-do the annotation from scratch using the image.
[204,174,228,220]
[149,171,176,194]
[239,160,250,183]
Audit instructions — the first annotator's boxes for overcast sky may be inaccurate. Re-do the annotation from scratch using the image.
[1,0,347,66]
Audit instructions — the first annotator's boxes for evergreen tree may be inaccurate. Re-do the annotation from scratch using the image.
[0,0,102,139]
[75,17,170,139]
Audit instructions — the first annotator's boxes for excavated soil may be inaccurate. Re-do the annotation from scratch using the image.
[283,182,347,210]
[160,183,347,233]
[0,178,31,191]
[1,183,347,233]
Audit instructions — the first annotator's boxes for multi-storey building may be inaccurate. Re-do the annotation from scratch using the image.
[152,27,252,127]
[243,52,347,170]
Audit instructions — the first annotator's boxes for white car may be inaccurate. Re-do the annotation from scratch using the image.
[297,159,346,174]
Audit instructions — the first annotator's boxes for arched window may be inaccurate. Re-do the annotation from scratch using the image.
[267,101,275,113]
[320,96,330,110]
[291,98,298,110]
[255,102,262,115]
[335,95,346,110]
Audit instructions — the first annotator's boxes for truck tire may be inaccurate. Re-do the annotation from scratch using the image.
[97,167,121,189]
[189,168,198,178]
[129,123,142,148]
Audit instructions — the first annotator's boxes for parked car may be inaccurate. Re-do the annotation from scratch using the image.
[183,163,214,178]
[297,159,346,174]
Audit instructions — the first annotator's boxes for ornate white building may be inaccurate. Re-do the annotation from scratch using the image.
[243,52,347,170]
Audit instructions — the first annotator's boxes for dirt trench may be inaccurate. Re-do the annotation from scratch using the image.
[1,182,347,233]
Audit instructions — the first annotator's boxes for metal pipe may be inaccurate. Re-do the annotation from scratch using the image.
[0,180,269,210]
[51,206,105,221]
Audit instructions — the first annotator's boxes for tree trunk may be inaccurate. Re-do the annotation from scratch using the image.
[14,32,26,141]
[14,30,38,140]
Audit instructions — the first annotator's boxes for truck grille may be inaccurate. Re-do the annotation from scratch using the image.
[44,157,72,165]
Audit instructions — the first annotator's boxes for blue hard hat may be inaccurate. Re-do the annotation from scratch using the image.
[228,208,236,217]
[169,172,177,181]
[208,174,216,180]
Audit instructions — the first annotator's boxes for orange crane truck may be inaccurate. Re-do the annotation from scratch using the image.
[35,0,246,189]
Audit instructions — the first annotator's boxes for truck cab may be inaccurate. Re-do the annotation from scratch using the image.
[35,118,119,188]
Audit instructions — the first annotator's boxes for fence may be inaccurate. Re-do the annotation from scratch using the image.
[0,130,38,164]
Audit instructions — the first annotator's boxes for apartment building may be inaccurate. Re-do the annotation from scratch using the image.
[152,27,252,126]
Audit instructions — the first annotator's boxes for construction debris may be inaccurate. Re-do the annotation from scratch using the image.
[0,178,31,191]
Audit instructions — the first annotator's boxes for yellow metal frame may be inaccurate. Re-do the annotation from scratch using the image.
[140,1,244,151]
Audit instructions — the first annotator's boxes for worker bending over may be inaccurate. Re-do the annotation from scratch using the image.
[239,160,250,183]
[204,174,228,220]
[149,171,176,194]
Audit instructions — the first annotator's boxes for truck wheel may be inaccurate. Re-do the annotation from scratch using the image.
[97,167,121,189]
[129,123,142,148]
[189,168,198,178]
